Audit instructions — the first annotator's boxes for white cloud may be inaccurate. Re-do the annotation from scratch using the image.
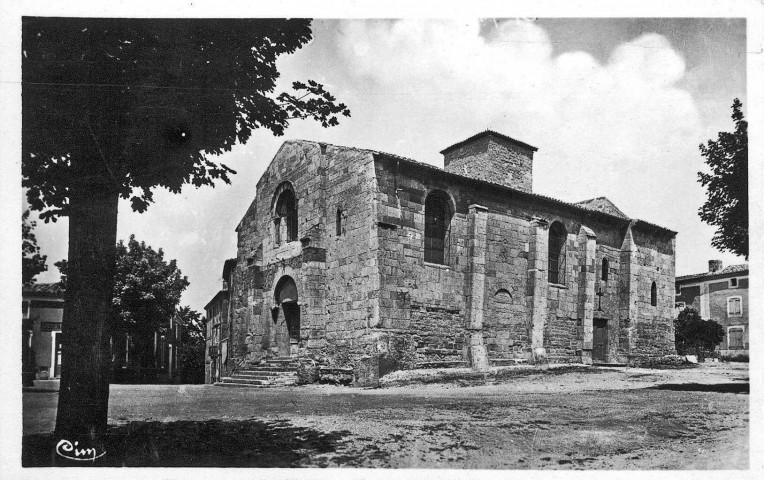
[333,19,702,223]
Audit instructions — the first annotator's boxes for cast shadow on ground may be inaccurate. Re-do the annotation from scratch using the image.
[22,418,356,467]
[647,382,749,394]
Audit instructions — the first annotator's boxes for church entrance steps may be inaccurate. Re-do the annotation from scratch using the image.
[591,362,628,367]
[216,357,300,388]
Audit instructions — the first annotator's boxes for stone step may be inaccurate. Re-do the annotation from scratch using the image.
[215,381,296,388]
[220,376,297,386]
[490,358,529,366]
[231,372,297,380]
[236,368,299,375]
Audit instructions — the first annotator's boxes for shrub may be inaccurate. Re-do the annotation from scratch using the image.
[674,307,725,362]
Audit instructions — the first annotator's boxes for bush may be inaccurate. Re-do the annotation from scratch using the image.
[674,308,724,361]
[721,353,749,363]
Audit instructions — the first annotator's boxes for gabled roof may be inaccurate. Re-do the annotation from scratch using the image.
[22,282,63,298]
[574,197,629,219]
[439,129,538,154]
[676,263,749,283]
[262,138,676,235]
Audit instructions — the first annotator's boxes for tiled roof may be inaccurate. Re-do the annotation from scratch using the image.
[574,197,629,219]
[676,263,749,282]
[439,129,539,154]
[22,282,63,298]
[285,139,677,235]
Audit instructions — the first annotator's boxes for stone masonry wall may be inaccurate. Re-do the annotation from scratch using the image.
[443,135,534,193]
[229,141,380,372]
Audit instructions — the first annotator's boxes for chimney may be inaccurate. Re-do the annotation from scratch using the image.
[709,260,723,273]
[441,130,537,193]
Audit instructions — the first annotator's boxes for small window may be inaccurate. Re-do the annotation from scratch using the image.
[675,284,681,294]
[336,208,346,236]
[650,282,657,306]
[727,296,742,316]
[730,278,738,288]
[548,222,567,285]
[424,190,452,265]
[601,258,609,282]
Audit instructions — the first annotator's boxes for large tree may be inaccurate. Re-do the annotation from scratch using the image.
[698,99,748,259]
[22,18,349,452]
[22,209,47,286]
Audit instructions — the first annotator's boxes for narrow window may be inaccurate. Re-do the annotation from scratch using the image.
[730,278,738,288]
[274,188,298,245]
[336,208,346,236]
[650,282,658,306]
[727,296,742,316]
[548,222,567,284]
[424,190,452,265]
[601,258,609,282]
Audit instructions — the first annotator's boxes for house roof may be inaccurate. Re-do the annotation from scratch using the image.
[204,289,229,312]
[574,197,629,219]
[22,282,63,298]
[676,263,749,283]
[439,129,539,154]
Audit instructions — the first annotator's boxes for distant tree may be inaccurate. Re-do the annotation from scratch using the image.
[113,235,189,372]
[698,99,748,259]
[22,209,47,285]
[674,307,725,361]
[23,18,349,448]
[57,236,189,373]
[176,306,206,384]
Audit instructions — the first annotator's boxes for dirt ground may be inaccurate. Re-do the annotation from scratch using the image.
[22,362,749,469]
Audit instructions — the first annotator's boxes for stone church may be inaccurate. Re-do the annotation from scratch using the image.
[208,130,676,385]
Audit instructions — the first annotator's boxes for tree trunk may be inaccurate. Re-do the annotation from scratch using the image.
[54,186,118,461]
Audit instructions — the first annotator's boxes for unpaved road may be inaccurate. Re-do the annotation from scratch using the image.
[23,363,749,469]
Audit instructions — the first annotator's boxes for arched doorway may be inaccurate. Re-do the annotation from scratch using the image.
[273,276,300,357]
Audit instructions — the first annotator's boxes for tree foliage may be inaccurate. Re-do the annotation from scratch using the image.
[674,307,725,361]
[113,235,189,368]
[57,235,190,369]
[698,99,748,259]
[176,306,206,384]
[22,209,47,285]
[22,18,350,221]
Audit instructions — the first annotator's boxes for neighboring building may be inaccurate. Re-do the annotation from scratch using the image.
[204,259,235,384]
[208,130,677,384]
[22,283,64,381]
[675,261,749,355]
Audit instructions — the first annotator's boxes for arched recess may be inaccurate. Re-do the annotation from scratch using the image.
[272,182,298,245]
[601,258,609,281]
[548,221,567,284]
[424,189,454,265]
[273,275,300,356]
[650,281,658,307]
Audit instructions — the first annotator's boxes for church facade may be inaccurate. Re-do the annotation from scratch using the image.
[211,130,676,384]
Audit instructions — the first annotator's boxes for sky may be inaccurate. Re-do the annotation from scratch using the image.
[23,17,748,315]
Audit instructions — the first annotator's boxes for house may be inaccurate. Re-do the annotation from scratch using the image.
[22,283,64,382]
[208,130,677,385]
[204,259,236,384]
[675,261,749,355]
